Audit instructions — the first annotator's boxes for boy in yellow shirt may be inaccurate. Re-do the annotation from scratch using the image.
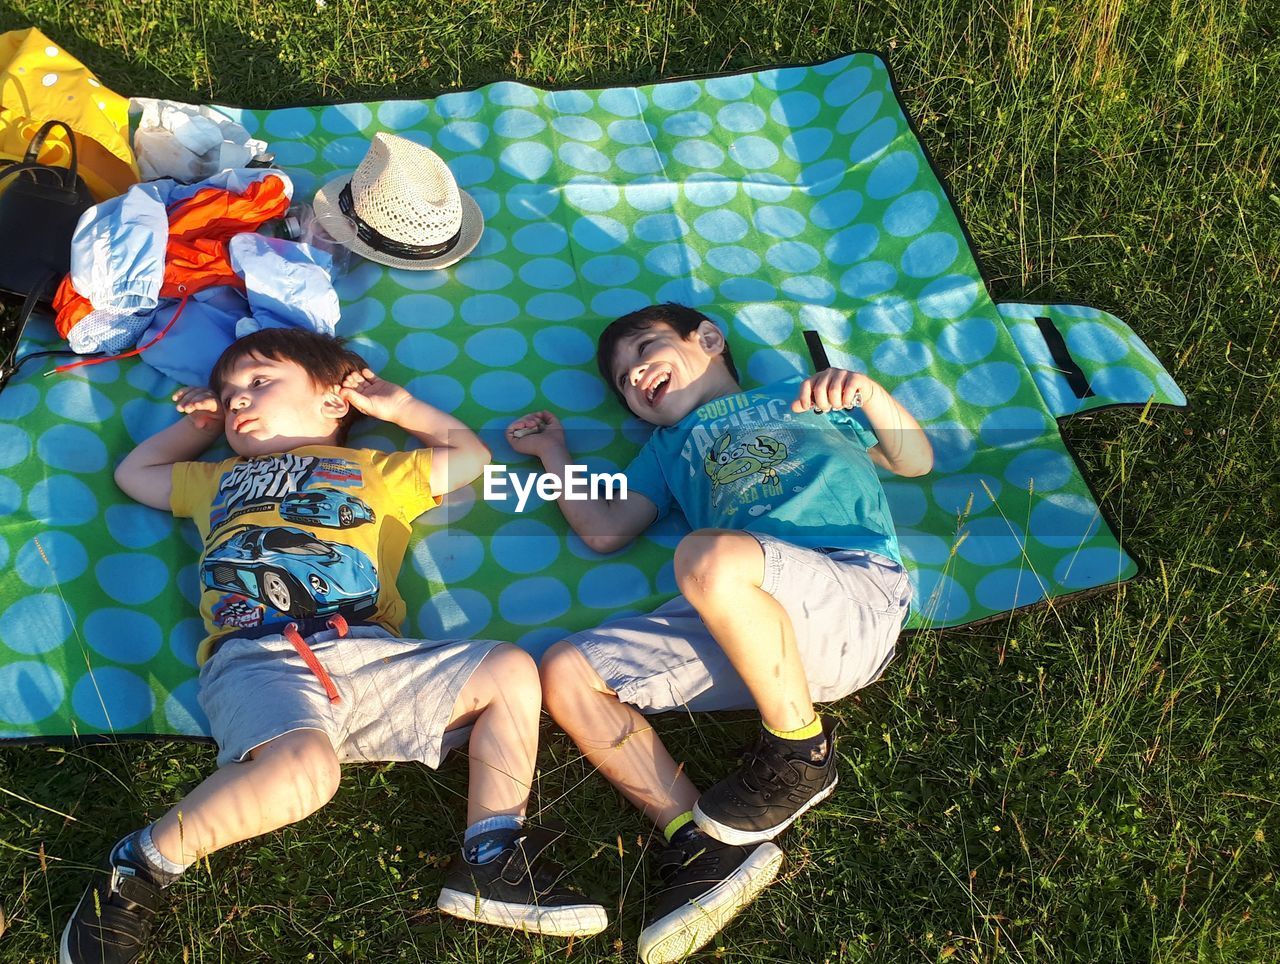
[61,329,606,964]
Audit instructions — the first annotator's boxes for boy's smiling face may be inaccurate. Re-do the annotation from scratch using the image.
[610,320,738,426]
[218,353,349,457]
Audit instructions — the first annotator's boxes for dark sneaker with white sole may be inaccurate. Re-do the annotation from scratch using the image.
[436,825,608,937]
[693,718,839,845]
[637,832,783,964]
[60,861,164,964]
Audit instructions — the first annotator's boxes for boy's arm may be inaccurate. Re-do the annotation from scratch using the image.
[506,411,658,554]
[793,369,934,477]
[339,368,490,496]
[114,387,225,510]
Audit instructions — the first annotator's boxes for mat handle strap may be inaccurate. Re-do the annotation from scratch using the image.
[1035,316,1095,399]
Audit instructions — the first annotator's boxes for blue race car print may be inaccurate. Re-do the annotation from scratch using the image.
[279,487,376,529]
[201,525,379,619]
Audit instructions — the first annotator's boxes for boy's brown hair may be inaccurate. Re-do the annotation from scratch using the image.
[209,329,367,443]
[596,302,739,407]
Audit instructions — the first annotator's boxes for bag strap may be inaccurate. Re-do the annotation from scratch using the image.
[0,161,53,189]
[23,120,79,185]
[0,278,85,391]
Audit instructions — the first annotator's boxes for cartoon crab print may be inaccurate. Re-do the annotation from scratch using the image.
[704,432,789,496]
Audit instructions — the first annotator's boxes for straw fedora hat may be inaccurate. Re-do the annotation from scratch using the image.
[312,133,483,270]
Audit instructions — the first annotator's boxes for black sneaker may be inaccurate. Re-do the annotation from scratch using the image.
[59,860,164,964]
[436,825,608,937]
[636,832,783,964]
[693,718,839,845]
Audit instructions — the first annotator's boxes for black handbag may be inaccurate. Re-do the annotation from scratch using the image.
[0,120,96,388]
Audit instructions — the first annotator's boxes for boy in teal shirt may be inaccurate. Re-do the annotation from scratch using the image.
[508,302,932,962]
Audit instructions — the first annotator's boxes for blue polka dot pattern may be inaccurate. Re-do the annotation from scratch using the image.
[1030,493,1103,549]
[72,666,155,730]
[165,679,210,732]
[652,82,700,111]
[976,568,1046,610]
[491,519,562,574]
[0,661,65,725]
[84,610,163,664]
[1054,547,1130,589]
[910,569,970,623]
[16,532,88,588]
[956,362,1022,407]
[465,329,528,367]
[412,530,486,583]
[499,577,572,625]
[957,518,1027,567]
[579,564,650,609]
[471,371,536,412]
[419,589,492,638]
[28,475,98,527]
[96,553,171,605]
[37,424,107,472]
[0,56,1183,739]
[0,595,74,655]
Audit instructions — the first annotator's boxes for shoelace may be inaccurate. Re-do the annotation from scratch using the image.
[655,838,723,885]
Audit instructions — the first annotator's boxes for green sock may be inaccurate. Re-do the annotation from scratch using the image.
[663,811,695,842]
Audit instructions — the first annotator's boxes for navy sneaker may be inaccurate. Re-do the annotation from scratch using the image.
[60,860,164,964]
[694,718,839,845]
[637,831,783,964]
[436,825,608,937]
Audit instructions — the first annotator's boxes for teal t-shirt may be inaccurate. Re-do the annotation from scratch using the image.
[623,376,902,564]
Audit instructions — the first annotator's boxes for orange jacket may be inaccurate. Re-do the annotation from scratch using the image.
[54,174,290,338]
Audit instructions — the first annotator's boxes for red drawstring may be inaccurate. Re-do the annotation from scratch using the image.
[50,292,191,375]
[282,615,348,704]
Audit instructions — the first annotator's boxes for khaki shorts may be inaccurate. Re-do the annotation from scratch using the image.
[198,625,502,768]
[564,533,911,714]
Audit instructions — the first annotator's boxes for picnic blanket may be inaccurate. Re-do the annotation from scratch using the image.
[0,52,1186,741]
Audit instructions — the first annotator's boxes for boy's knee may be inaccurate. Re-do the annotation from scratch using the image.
[673,529,752,596]
[255,730,342,814]
[540,641,603,720]
[484,643,541,705]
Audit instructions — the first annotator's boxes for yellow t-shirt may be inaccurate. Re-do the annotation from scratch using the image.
[170,445,439,665]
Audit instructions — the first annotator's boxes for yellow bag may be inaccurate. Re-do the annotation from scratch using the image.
[0,27,139,201]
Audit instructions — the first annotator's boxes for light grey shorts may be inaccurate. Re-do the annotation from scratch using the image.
[198,625,502,768]
[564,533,911,714]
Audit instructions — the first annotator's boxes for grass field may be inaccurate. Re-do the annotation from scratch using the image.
[1,1,1278,961]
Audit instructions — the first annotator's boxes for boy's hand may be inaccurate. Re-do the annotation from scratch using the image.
[339,368,413,424]
[792,369,879,414]
[506,411,567,459]
[173,387,225,434]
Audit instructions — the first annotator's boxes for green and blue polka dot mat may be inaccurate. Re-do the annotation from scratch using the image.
[0,52,1186,741]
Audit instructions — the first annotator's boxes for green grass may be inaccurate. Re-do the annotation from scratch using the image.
[2,0,1278,961]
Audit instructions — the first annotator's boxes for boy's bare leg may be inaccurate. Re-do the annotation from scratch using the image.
[540,642,700,831]
[541,639,783,964]
[435,644,609,937]
[149,728,341,866]
[147,645,540,866]
[673,529,815,733]
[442,643,540,825]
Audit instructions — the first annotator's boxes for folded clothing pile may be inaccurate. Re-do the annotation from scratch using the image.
[130,99,268,182]
[51,168,340,386]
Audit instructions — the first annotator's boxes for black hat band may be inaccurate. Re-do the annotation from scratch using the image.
[339,183,463,261]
